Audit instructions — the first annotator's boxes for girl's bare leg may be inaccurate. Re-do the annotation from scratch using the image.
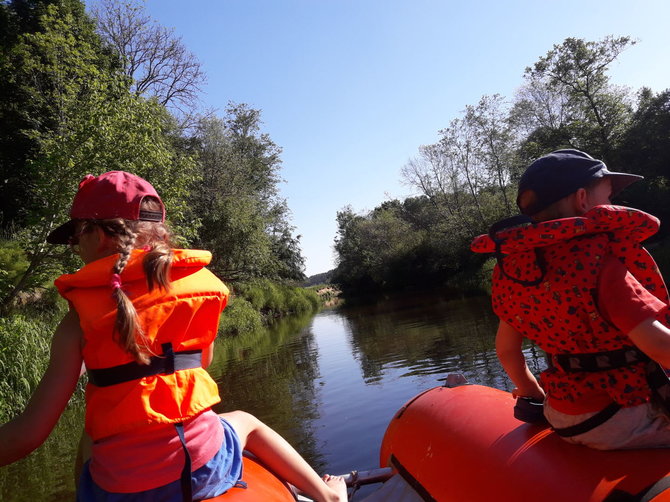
[221,411,347,502]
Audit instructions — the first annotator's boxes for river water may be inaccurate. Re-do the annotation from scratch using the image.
[0,291,546,501]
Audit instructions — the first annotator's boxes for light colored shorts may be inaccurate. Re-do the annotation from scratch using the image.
[545,400,670,450]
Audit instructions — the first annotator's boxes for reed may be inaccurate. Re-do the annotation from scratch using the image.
[0,301,76,422]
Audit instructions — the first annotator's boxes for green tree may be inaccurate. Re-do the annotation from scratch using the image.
[0,0,118,230]
[401,95,517,241]
[615,88,670,233]
[0,3,197,310]
[191,106,305,282]
[91,0,205,127]
[524,36,635,161]
[333,202,440,294]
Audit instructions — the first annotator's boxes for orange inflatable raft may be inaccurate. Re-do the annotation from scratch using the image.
[204,455,295,502]
[379,384,670,502]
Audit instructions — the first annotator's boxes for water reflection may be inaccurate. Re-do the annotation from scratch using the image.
[208,312,328,472]
[0,401,84,501]
[340,293,540,389]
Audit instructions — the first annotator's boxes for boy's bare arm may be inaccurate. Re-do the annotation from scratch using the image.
[496,320,545,400]
[0,310,83,466]
[628,318,670,368]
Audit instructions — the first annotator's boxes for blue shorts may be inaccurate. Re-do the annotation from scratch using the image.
[77,417,244,501]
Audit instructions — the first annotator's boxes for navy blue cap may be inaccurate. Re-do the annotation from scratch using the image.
[517,149,643,215]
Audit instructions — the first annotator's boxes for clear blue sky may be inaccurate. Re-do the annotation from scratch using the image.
[135,0,670,276]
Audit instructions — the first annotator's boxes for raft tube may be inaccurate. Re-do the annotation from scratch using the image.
[380,385,670,502]
[205,454,296,501]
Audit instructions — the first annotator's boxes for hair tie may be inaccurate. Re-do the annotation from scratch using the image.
[111,273,123,290]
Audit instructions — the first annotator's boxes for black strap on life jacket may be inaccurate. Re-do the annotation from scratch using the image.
[488,215,547,287]
[548,346,670,414]
[547,346,647,373]
[547,345,670,434]
[174,422,193,502]
[87,343,202,387]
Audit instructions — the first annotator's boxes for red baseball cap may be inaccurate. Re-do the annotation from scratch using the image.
[47,171,165,244]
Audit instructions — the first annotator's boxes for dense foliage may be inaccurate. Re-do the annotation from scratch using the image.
[333,36,670,296]
[0,0,307,313]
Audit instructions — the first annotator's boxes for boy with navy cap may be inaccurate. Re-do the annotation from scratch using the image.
[472,149,670,450]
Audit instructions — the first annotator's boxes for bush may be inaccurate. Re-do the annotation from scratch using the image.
[445,257,496,295]
[0,239,30,303]
[231,279,321,320]
[218,296,264,336]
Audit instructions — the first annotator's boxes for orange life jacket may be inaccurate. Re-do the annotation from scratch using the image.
[55,249,227,440]
[471,205,668,411]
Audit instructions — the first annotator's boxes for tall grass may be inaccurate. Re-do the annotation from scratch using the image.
[0,298,77,422]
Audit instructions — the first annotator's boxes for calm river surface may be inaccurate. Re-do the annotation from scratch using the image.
[0,291,547,501]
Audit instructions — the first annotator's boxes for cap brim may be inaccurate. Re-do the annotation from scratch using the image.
[607,172,643,198]
[47,220,77,245]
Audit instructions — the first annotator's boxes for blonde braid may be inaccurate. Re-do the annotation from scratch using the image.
[86,196,173,365]
[107,220,152,364]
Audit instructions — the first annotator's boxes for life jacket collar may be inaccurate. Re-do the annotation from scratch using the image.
[472,205,659,255]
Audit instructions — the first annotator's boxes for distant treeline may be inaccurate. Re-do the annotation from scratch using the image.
[303,270,334,287]
[332,36,670,297]
[0,0,307,314]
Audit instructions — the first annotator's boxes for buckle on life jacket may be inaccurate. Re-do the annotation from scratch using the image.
[87,343,202,387]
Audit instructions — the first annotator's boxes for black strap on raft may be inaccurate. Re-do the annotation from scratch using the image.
[603,476,670,502]
[513,397,547,424]
[488,215,547,287]
[389,454,437,502]
[174,422,193,502]
[552,402,621,437]
[87,343,202,387]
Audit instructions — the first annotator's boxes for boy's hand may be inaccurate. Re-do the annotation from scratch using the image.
[512,387,545,402]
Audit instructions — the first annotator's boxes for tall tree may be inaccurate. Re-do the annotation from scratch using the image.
[91,0,205,127]
[524,36,635,162]
[615,88,670,232]
[401,95,517,240]
[0,2,197,310]
[191,105,305,282]
[0,0,116,229]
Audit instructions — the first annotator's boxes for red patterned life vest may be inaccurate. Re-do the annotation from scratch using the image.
[471,205,668,411]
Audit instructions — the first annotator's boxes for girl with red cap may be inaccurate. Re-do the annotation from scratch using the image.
[0,171,346,501]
